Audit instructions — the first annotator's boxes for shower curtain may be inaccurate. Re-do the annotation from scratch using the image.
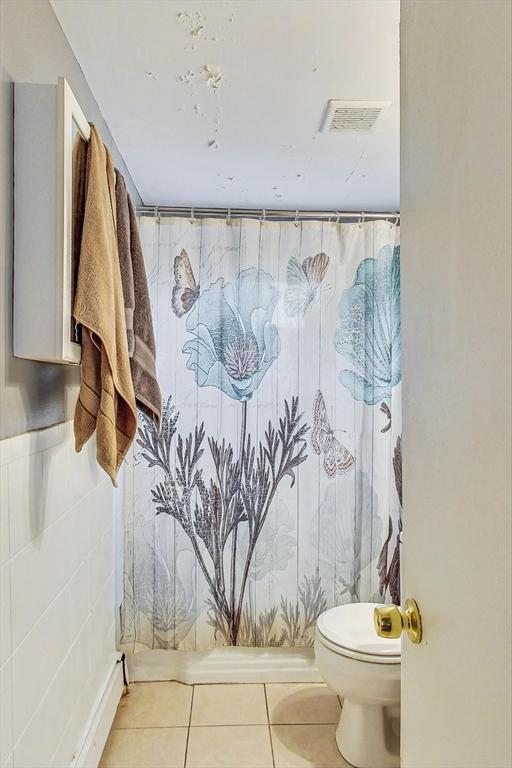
[121,216,401,652]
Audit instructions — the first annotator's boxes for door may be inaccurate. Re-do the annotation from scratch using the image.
[400,2,511,767]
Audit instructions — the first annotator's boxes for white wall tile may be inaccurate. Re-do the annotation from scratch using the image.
[0,422,117,768]
[88,479,114,551]
[10,512,73,648]
[89,526,113,607]
[9,483,96,648]
[0,659,13,764]
[69,560,90,641]
[7,452,44,558]
[11,586,72,740]
[69,614,93,697]
[27,423,67,456]
[40,432,71,531]
[88,579,116,695]
[0,467,9,567]
[0,564,11,666]
[50,676,95,768]
[0,434,30,468]
[67,434,103,502]
[13,653,73,768]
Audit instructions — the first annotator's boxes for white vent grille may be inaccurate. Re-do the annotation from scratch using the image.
[320,100,391,133]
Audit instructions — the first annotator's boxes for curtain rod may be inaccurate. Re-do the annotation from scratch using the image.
[136,205,400,223]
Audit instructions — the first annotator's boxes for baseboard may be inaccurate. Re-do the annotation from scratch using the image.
[73,655,124,768]
[125,647,322,684]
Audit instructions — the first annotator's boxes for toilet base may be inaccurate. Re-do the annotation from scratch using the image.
[335,700,400,768]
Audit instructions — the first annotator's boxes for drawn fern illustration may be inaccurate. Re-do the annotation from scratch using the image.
[137,394,309,645]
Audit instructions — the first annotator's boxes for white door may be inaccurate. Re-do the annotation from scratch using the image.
[400,2,511,767]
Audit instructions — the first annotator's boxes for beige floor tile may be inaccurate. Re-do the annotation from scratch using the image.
[190,683,267,726]
[113,682,193,728]
[271,724,351,768]
[266,683,341,725]
[99,727,187,768]
[186,725,273,768]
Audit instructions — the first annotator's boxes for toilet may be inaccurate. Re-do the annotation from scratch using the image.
[315,602,401,768]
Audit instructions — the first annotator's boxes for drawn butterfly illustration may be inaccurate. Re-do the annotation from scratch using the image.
[311,390,355,477]
[284,252,329,317]
[171,249,200,318]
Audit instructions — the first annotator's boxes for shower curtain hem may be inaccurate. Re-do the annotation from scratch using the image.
[122,647,321,684]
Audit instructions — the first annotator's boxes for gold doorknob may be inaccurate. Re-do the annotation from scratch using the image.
[374,599,423,644]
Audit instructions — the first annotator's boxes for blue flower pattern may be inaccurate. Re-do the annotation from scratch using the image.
[183,268,280,401]
[335,245,401,405]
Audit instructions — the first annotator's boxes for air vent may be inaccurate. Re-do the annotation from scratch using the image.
[319,100,391,133]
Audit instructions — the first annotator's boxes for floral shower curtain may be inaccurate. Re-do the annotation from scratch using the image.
[121,216,401,652]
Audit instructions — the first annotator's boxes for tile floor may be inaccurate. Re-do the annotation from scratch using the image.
[100,681,351,768]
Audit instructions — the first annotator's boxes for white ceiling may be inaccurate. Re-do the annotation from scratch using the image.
[51,0,400,210]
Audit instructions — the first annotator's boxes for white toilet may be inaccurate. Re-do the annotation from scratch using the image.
[315,602,401,768]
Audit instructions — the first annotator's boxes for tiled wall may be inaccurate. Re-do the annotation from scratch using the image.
[0,421,117,768]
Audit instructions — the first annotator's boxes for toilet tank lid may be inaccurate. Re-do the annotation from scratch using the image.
[317,603,401,657]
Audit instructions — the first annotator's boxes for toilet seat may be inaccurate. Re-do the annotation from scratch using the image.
[316,603,401,665]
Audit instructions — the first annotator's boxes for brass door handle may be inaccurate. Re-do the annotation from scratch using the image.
[374,599,423,644]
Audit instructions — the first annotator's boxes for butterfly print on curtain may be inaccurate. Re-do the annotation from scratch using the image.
[311,390,354,477]
[284,252,329,317]
[172,248,200,317]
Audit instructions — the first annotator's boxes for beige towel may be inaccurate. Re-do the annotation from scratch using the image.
[73,125,137,485]
[115,170,161,428]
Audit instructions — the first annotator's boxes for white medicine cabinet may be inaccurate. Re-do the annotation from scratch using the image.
[14,77,90,364]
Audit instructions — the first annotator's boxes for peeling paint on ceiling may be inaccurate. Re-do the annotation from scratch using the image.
[51,0,400,209]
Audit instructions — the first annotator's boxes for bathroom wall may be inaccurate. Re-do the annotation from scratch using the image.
[0,423,117,767]
[0,0,141,440]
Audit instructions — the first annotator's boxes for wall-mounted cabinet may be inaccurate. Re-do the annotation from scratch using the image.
[14,77,90,364]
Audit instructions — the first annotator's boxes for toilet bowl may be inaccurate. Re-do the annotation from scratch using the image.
[315,602,401,768]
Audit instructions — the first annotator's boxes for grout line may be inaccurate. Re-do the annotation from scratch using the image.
[183,685,195,767]
[112,721,340,730]
[264,684,276,768]
[192,681,283,686]
[267,721,340,726]
[187,722,275,728]
[111,725,189,731]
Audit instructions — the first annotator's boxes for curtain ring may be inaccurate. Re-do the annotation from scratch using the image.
[294,210,300,228]
[335,211,341,225]
[190,206,195,223]
[260,209,266,222]
[227,208,232,226]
